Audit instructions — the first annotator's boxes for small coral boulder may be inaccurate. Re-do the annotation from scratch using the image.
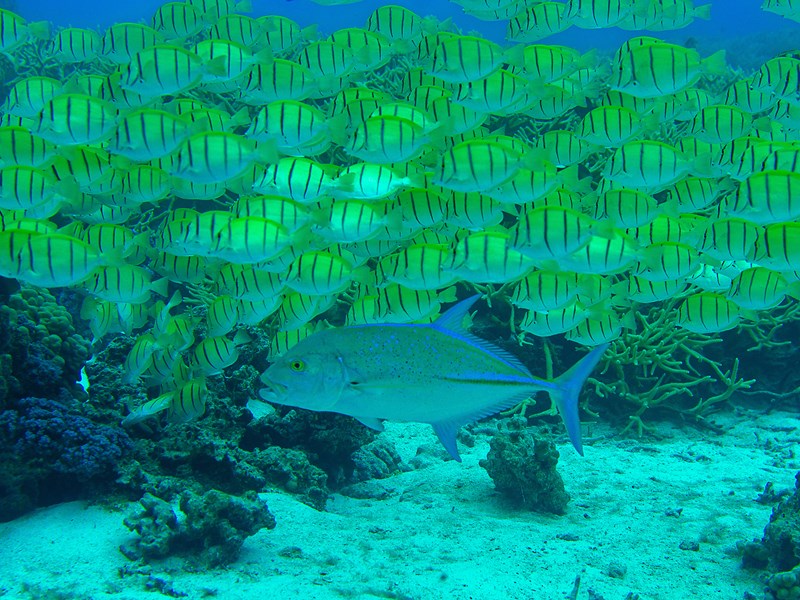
[479,417,571,515]
[122,489,276,567]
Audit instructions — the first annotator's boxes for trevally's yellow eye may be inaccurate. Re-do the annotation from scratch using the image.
[290,360,306,372]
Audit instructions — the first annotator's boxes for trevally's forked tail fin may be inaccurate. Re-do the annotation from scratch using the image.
[549,343,610,456]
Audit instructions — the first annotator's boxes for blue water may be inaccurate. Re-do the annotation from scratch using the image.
[16,0,797,52]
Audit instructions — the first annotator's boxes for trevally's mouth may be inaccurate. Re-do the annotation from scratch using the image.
[259,374,288,398]
[258,387,284,403]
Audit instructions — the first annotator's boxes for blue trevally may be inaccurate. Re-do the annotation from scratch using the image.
[259,295,608,461]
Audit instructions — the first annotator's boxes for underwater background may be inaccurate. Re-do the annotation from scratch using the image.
[13,0,800,59]
[0,0,799,599]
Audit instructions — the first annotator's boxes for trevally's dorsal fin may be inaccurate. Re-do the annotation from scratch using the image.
[433,295,533,376]
[432,294,481,334]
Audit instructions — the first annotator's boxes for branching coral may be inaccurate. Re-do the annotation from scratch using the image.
[501,300,757,437]
[588,302,755,434]
[739,302,800,353]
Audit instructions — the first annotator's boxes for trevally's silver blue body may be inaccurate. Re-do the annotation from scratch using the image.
[260,295,608,460]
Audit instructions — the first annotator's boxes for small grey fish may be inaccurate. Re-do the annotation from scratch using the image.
[260,295,608,461]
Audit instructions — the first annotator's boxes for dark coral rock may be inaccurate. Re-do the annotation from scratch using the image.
[0,353,11,410]
[120,406,331,511]
[241,408,376,486]
[349,438,409,483]
[133,417,261,490]
[741,540,770,569]
[338,438,409,500]
[121,493,177,560]
[122,489,276,567]
[83,336,144,415]
[763,472,800,572]
[479,416,570,515]
[249,446,329,510]
[409,443,453,469]
[0,459,41,520]
[225,364,264,412]
[157,424,255,487]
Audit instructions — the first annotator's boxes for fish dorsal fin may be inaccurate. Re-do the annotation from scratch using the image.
[432,294,481,333]
[433,295,532,375]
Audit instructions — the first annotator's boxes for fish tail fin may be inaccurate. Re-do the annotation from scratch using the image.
[694,4,712,20]
[548,343,609,456]
[28,21,52,41]
[701,49,727,77]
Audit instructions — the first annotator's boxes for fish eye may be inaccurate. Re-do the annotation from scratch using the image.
[290,360,305,372]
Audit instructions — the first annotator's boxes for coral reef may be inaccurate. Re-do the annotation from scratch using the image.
[491,287,800,444]
[0,286,92,407]
[0,396,132,520]
[121,489,275,567]
[242,407,377,486]
[767,567,800,600]
[1,396,132,479]
[590,304,754,435]
[118,394,333,510]
[338,438,410,500]
[83,336,143,415]
[479,416,570,514]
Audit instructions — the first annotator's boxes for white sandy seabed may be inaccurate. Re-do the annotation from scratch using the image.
[1,404,798,600]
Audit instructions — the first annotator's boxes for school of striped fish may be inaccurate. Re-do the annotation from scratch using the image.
[0,0,798,427]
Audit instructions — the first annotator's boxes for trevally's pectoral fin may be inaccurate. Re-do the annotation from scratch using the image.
[355,416,385,431]
[347,379,408,394]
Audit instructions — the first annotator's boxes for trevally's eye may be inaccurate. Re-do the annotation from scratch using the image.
[290,360,306,372]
